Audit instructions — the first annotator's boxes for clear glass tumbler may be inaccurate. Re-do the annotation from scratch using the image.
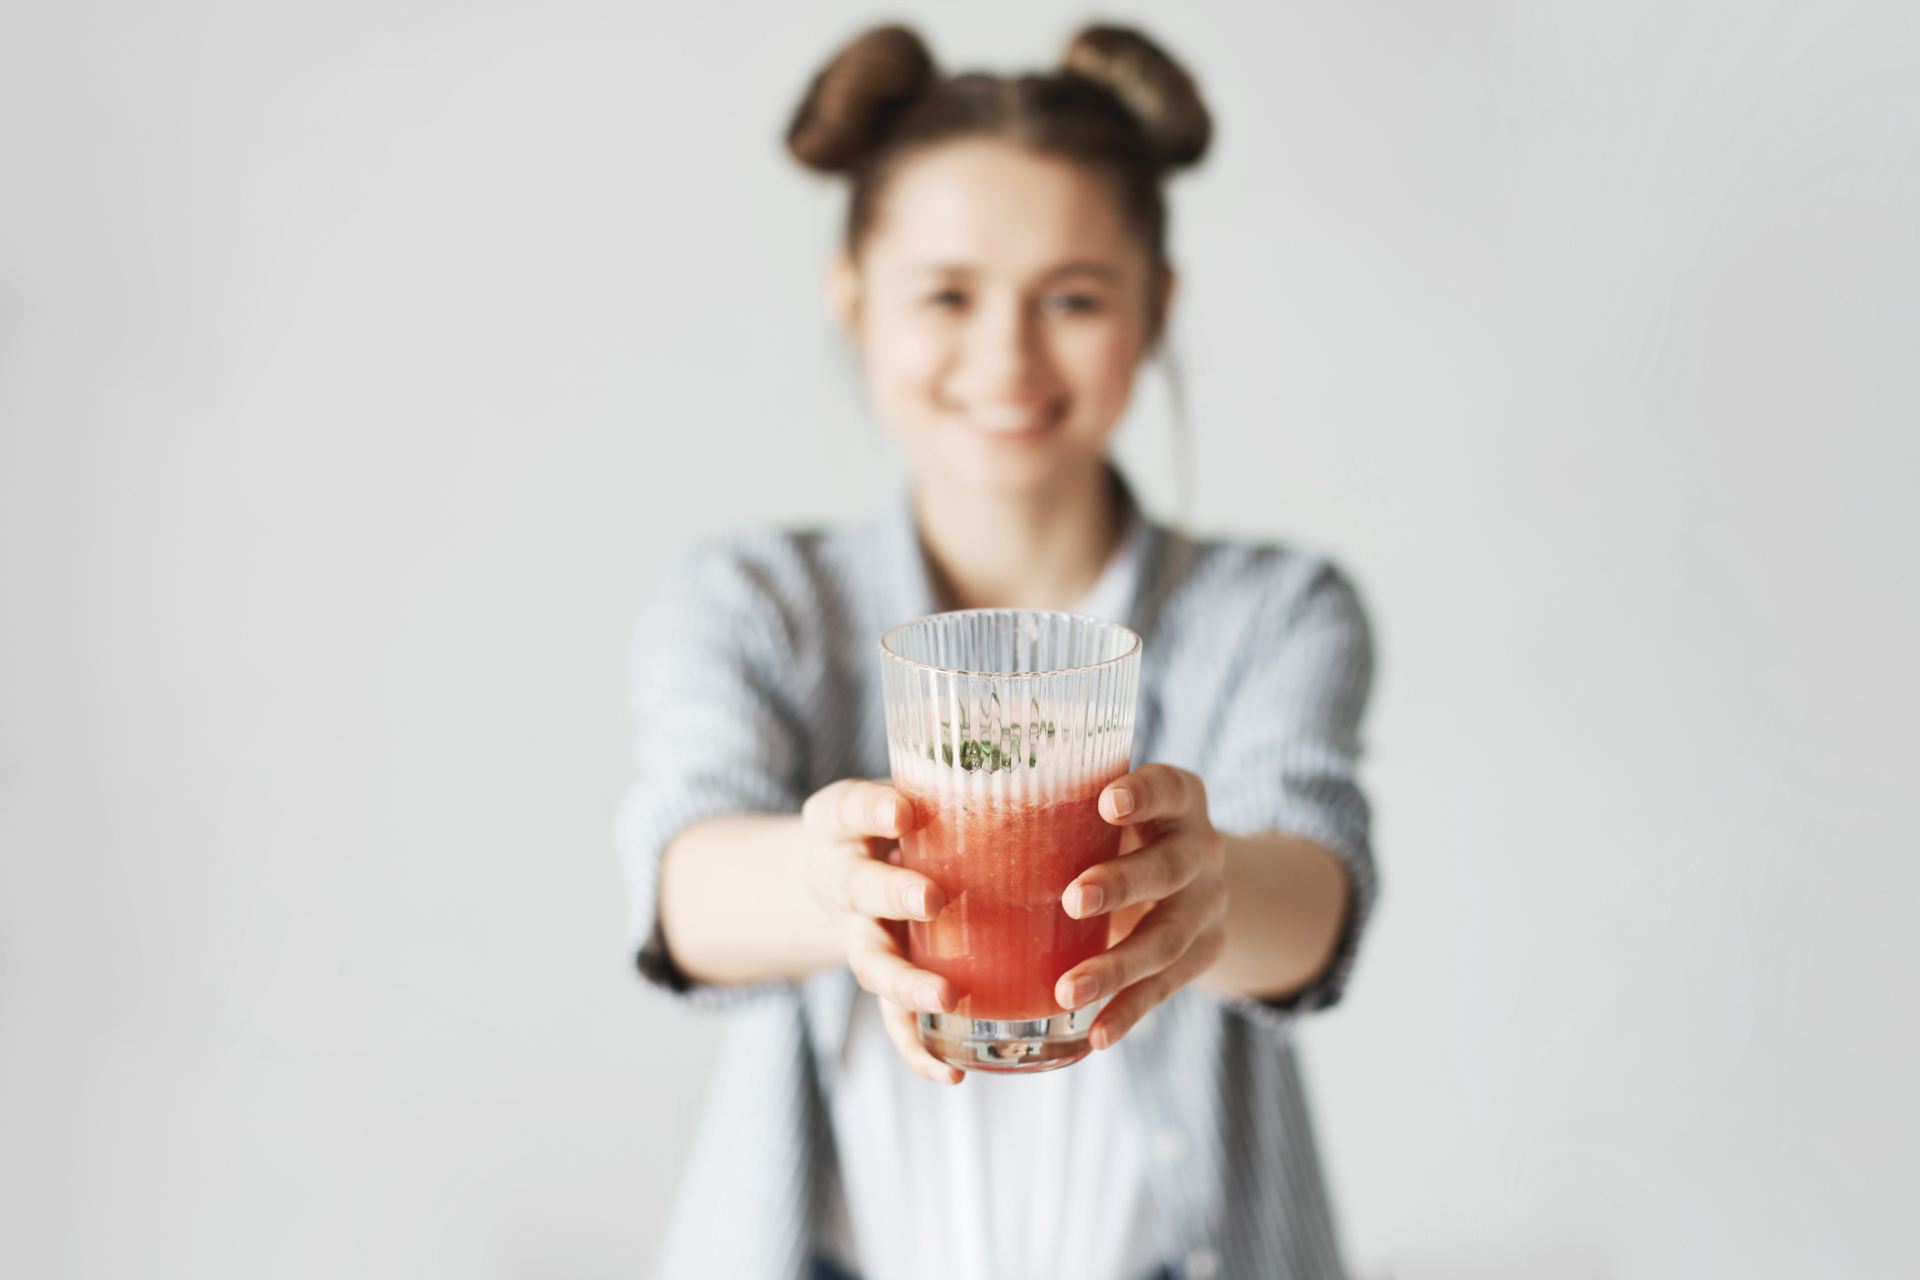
[879,609,1142,1073]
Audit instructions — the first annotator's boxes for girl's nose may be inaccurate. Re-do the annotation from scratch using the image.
[950,292,1050,403]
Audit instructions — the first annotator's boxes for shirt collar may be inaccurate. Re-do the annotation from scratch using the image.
[875,471,1168,633]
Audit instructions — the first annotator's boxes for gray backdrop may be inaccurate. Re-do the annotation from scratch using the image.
[3,2,1916,1277]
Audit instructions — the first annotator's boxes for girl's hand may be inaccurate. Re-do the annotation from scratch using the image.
[800,779,963,1085]
[1056,763,1229,1051]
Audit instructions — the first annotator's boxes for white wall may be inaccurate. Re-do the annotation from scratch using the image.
[2,2,1915,1277]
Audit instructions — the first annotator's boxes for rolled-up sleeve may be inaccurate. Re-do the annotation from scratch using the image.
[1202,561,1376,1028]
[614,545,808,1009]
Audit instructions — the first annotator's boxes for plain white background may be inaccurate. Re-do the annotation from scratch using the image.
[2,1,1916,1276]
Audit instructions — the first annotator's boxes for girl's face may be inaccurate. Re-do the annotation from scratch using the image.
[834,139,1167,498]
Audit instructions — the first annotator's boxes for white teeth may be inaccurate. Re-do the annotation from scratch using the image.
[962,405,1049,434]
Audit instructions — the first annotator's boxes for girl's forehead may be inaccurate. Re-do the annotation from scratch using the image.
[863,139,1144,272]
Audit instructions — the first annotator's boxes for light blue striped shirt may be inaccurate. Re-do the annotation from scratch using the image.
[618,491,1375,1280]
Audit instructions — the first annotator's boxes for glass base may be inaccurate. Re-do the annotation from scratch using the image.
[918,1001,1105,1074]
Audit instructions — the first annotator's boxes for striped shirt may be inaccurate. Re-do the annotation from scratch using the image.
[618,491,1376,1280]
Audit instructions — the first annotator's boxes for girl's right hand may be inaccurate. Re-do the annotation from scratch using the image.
[801,779,963,1084]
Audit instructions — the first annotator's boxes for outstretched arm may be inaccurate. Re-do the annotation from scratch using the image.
[661,763,1350,1072]
[1053,763,1351,1050]
[1213,830,1350,1001]
[657,814,840,987]
[659,781,968,1084]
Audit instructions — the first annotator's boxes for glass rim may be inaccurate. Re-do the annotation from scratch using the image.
[878,608,1142,678]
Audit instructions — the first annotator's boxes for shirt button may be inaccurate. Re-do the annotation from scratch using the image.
[1153,1126,1188,1162]
[1187,1247,1220,1279]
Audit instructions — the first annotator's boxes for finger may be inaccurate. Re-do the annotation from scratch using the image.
[1062,833,1199,919]
[845,917,956,1014]
[1100,763,1204,828]
[1053,882,1224,1010]
[880,996,963,1085]
[835,847,946,922]
[803,778,916,841]
[1088,921,1226,1051]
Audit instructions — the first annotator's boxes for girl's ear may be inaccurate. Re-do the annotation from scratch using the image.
[828,252,862,337]
[1146,264,1178,352]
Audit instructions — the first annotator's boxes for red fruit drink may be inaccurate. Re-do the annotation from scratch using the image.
[879,608,1141,1072]
[898,764,1127,1022]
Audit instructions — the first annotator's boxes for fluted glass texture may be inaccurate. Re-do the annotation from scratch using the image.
[880,611,1142,1065]
[879,609,1141,782]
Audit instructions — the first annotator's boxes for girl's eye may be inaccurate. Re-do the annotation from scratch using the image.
[1044,291,1107,316]
[926,288,968,311]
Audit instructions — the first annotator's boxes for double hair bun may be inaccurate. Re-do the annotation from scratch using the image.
[787,24,1212,175]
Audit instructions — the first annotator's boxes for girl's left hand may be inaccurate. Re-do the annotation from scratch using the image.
[1055,763,1229,1050]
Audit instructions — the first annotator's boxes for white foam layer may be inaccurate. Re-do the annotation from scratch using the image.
[887,741,1128,803]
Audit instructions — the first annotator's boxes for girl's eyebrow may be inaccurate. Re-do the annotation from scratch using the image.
[903,261,1126,283]
[1043,261,1125,285]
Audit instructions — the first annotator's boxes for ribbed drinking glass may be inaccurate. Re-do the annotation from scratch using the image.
[879,609,1142,1073]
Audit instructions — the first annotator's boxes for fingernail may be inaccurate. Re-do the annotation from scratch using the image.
[874,797,897,832]
[906,882,940,920]
[1069,883,1105,918]
[1107,788,1134,819]
[914,979,943,1012]
[1063,974,1099,1008]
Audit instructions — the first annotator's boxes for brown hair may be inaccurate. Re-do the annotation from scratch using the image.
[786,24,1212,270]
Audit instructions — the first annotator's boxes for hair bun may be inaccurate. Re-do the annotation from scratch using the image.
[1062,25,1212,170]
[787,25,937,173]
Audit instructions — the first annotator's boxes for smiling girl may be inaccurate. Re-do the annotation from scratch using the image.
[619,24,1375,1280]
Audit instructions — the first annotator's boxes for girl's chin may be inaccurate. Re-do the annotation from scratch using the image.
[953,422,1053,446]
[919,441,1105,497]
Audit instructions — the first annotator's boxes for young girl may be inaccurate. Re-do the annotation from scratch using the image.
[619,24,1375,1280]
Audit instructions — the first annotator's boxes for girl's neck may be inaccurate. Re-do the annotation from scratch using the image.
[914,463,1123,612]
